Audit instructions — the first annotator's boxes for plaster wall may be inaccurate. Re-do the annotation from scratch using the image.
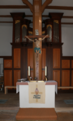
[62,25,73,56]
[0,23,73,57]
[0,23,12,56]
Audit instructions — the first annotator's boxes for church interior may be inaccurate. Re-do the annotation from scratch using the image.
[0,0,73,121]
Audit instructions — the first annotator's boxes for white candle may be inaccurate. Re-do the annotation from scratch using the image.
[45,66,47,76]
[28,66,30,76]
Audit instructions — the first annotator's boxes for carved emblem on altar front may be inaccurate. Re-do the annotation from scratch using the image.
[31,84,42,102]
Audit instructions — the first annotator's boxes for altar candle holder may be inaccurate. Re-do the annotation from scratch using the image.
[45,66,47,81]
[28,66,30,81]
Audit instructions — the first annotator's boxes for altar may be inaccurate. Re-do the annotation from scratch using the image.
[16,81,57,108]
[16,80,57,120]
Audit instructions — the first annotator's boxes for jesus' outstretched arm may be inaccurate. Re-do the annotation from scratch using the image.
[25,36,34,42]
[40,35,49,41]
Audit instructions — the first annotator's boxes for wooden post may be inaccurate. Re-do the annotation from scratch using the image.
[33,0,42,80]
[22,0,52,80]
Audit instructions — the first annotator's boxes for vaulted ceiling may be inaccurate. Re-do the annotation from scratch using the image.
[0,0,73,25]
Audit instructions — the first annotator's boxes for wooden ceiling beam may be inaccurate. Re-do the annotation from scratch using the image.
[0,5,73,10]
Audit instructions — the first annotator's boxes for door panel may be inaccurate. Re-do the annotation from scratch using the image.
[14,70,21,86]
[4,70,12,86]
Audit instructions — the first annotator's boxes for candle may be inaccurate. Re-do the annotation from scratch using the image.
[28,66,30,76]
[45,66,47,76]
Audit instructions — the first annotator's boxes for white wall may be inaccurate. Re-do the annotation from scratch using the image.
[62,25,73,56]
[0,23,12,56]
[0,23,73,57]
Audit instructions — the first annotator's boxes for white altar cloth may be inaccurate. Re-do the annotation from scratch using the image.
[16,81,57,108]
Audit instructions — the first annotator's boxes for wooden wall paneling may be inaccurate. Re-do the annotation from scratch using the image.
[27,48,33,78]
[53,70,60,87]
[60,46,62,87]
[14,70,21,86]
[42,48,46,68]
[21,47,27,78]
[46,46,53,80]
[71,70,73,86]
[62,60,70,68]
[53,48,60,68]
[62,70,70,87]
[71,60,73,68]
[14,48,21,68]
[4,59,12,68]
[42,48,46,80]
[30,70,33,80]
[42,70,45,80]
[28,48,33,68]
[4,70,12,86]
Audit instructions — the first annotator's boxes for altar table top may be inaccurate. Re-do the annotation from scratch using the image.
[16,80,57,94]
[16,80,57,85]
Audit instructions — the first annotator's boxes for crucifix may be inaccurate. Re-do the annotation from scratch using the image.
[22,0,52,80]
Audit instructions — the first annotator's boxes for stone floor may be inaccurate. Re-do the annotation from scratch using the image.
[0,92,73,121]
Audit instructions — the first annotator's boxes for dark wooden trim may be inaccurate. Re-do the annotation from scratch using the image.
[0,15,11,17]
[0,5,73,11]
[0,21,13,23]
[4,68,12,70]
[58,89,73,93]
[0,15,73,19]
[62,22,73,25]
[70,59,71,86]
[0,5,28,9]
[46,6,73,10]
[13,68,21,70]
[12,47,14,86]
[0,56,12,59]
[60,46,62,87]
[63,16,73,19]
[21,46,27,78]
[60,68,71,70]
[25,15,33,17]
[45,42,63,47]
[53,68,61,70]
[0,21,73,25]
[62,56,73,59]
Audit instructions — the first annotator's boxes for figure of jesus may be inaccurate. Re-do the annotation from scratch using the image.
[25,35,48,61]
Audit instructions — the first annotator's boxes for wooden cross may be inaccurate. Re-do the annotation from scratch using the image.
[22,0,52,80]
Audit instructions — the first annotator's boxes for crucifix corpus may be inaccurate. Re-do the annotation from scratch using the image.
[25,35,49,62]
[22,0,52,80]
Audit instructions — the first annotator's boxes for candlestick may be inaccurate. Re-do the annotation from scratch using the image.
[28,66,30,76]
[45,66,47,76]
